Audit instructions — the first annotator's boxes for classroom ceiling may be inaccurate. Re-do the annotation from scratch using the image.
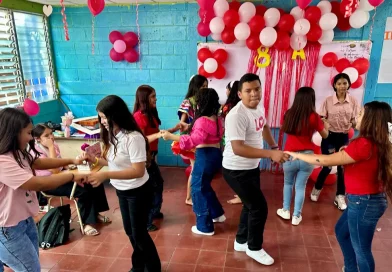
[27,0,196,5]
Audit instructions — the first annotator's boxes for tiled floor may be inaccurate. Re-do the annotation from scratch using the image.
[5,168,392,272]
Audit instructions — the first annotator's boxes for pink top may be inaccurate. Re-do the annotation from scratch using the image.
[0,152,38,227]
[34,142,62,177]
[319,94,360,133]
[180,117,223,150]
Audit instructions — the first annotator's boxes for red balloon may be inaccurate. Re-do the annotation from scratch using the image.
[123,32,138,47]
[23,98,40,116]
[124,48,139,63]
[109,31,123,44]
[185,165,192,178]
[197,47,212,63]
[277,8,285,17]
[213,49,228,64]
[351,76,363,88]
[296,0,312,10]
[197,0,214,10]
[274,31,290,50]
[229,0,241,11]
[223,9,240,28]
[352,58,370,75]
[307,24,322,42]
[88,0,105,16]
[331,1,351,31]
[221,27,236,44]
[322,52,338,67]
[197,21,211,37]
[340,0,358,18]
[198,65,211,78]
[335,58,351,72]
[348,128,355,139]
[278,14,295,32]
[246,34,261,50]
[198,8,215,23]
[248,15,265,34]
[256,5,267,16]
[214,65,226,79]
[110,48,124,62]
[305,6,322,24]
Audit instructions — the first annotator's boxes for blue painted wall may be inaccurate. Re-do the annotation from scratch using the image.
[49,1,392,166]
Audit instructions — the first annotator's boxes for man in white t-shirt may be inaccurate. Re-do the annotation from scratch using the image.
[223,73,289,266]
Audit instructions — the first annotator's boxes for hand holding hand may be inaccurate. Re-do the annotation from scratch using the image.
[284,151,297,161]
[73,173,89,187]
[270,150,290,163]
[88,172,108,188]
[160,130,171,141]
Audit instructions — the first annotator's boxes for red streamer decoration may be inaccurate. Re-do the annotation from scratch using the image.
[247,50,258,74]
[60,0,69,41]
[263,49,276,120]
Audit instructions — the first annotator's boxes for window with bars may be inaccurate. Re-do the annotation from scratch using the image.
[0,8,55,108]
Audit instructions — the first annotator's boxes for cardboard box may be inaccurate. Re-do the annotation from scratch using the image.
[70,116,101,135]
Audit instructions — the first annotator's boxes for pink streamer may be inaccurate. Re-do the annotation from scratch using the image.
[60,0,69,41]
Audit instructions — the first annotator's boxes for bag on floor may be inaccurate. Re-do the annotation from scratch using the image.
[37,204,71,249]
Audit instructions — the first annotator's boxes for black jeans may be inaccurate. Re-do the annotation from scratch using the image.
[223,167,268,251]
[147,159,164,228]
[315,131,349,195]
[44,182,109,225]
[116,181,161,272]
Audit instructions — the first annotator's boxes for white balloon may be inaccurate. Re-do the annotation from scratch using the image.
[259,27,277,47]
[349,10,370,29]
[319,13,338,30]
[290,6,303,21]
[312,132,322,146]
[318,30,335,44]
[234,22,251,41]
[213,0,229,18]
[294,18,310,35]
[209,17,225,34]
[264,8,281,27]
[211,33,221,41]
[317,1,332,15]
[204,58,218,73]
[330,166,337,174]
[234,39,246,46]
[359,0,375,12]
[343,67,359,83]
[238,2,256,23]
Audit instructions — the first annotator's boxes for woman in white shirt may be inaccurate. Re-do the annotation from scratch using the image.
[87,95,160,272]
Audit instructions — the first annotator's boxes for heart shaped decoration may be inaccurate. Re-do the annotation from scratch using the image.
[43,5,53,17]
[88,0,105,16]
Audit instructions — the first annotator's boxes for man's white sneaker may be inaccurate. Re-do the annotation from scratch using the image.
[246,248,274,266]
[213,215,226,223]
[276,208,290,220]
[234,240,247,252]
[334,195,347,211]
[291,215,302,226]
[191,226,214,236]
[310,187,322,202]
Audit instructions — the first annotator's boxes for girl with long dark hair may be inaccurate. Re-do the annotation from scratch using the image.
[285,101,392,272]
[277,87,329,225]
[0,108,87,272]
[88,95,160,272]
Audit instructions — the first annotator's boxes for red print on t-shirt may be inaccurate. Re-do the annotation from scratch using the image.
[255,117,265,131]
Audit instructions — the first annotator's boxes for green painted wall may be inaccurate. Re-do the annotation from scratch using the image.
[1,0,43,14]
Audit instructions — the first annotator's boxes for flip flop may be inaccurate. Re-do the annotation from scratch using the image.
[84,225,99,236]
[97,215,112,223]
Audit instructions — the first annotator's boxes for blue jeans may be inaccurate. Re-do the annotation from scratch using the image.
[192,147,224,233]
[336,193,387,272]
[283,150,314,217]
[0,217,40,272]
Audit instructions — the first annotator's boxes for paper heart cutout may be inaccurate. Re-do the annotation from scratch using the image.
[43,5,53,17]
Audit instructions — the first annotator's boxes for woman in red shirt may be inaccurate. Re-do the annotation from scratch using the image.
[285,101,392,272]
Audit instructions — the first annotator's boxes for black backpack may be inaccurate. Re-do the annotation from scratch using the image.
[37,204,71,249]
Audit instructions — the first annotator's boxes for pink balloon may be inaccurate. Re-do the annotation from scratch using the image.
[109,31,123,44]
[296,0,312,9]
[123,32,138,47]
[197,21,211,37]
[113,40,126,53]
[368,0,384,7]
[124,48,139,63]
[23,98,40,116]
[109,48,124,62]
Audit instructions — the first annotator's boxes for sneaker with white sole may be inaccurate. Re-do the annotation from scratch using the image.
[213,215,226,223]
[276,208,290,220]
[310,186,322,202]
[334,195,347,210]
[292,215,302,226]
[234,240,247,252]
[191,226,214,236]
[246,248,274,266]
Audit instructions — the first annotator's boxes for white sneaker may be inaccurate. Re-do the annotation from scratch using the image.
[292,215,302,226]
[310,187,322,202]
[213,215,226,223]
[334,195,347,211]
[191,226,214,236]
[234,240,247,252]
[246,248,274,266]
[276,208,290,220]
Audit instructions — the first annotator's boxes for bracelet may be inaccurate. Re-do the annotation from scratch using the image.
[271,146,279,150]
[91,157,99,168]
